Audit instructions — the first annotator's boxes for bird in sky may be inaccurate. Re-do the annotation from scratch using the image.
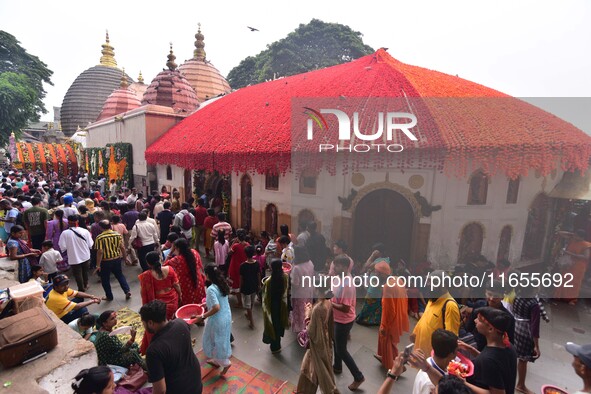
[247,26,259,32]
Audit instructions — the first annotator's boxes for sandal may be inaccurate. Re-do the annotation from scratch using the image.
[348,378,365,391]
[220,363,231,376]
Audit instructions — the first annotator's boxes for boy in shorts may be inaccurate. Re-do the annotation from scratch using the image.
[240,245,260,329]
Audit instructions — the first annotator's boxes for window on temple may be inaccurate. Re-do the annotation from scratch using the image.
[299,169,317,195]
[497,225,512,261]
[457,222,484,264]
[166,165,172,180]
[265,172,279,191]
[506,177,520,204]
[467,170,488,205]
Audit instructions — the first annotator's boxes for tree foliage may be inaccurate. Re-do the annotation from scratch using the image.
[227,19,374,88]
[0,30,53,144]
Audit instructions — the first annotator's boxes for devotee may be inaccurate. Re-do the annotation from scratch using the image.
[554,229,591,305]
[71,366,115,394]
[513,285,542,394]
[193,198,208,249]
[39,239,61,282]
[228,228,249,307]
[203,208,218,258]
[93,310,145,369]
[240,245,260,329]
[68,314,96,340]
[262,258,289,353]
[278,235,294,264]
[0,199,19,241]
[375,261,409,370]
[296,282,338,394]
[411,270,460,356]
[140,300,203,394]
[305,222,328,272]
[129,210,160,271]
[59,215,93,291]
[196,265,233,376]
[46,209,68,268]
[46,274,101,324]
[328,240,354,275]
[356,252,389,326]
[156,201,174,244]
[164,238,206,307]
[22,196,48,250]
[95,219,131,301]
[412,329,458,394]
[290,245,315,334]
[173,202,195,243]
[332,254,365,390]
[565,342,591,394]
[211,211,232,240]
[7,224,40,282]
[214,230,229,268]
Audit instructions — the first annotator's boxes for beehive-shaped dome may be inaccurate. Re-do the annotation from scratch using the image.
[97,70,142,121]
[142,45,200,114]
[60,32,132,135]
[178,25,231,102]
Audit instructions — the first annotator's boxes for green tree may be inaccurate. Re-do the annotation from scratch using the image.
[227,19,374,88]
[0,30,53,144]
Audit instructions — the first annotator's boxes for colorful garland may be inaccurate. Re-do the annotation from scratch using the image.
[84,143,133,187]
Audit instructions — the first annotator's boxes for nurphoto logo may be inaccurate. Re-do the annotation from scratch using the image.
[304,107,418,153]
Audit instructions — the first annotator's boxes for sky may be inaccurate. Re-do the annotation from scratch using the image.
[1,0,590,130]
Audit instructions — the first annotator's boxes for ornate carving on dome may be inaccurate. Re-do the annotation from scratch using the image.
[137,71,144,84]
[99,31,117,67]
[194,23,206,60]
[166,43,177,71]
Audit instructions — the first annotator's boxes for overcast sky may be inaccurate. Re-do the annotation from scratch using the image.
[1,0,590,130]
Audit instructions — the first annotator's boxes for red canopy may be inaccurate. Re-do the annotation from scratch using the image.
[145,49,591,178]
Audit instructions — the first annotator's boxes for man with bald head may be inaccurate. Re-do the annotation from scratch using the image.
[95,219,131,301]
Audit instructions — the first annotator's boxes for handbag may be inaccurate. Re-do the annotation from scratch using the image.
[117,363,148,391]
[131,225,143,249]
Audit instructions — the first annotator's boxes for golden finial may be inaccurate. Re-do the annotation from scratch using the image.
[166,43,177,71]
[137,71,144,84]
[99,30,117,67]
[120,68,128,88]
[193,23,206,60]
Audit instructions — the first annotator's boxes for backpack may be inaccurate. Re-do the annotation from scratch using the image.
[182,212,193,230]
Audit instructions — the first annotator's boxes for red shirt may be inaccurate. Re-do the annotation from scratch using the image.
[194,206,208,226]
[203,216,218,230]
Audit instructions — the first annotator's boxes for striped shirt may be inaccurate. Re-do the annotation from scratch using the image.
[95,229,123,261]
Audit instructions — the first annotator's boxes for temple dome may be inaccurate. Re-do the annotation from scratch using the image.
[60,32,132,135]
[142,44,200,114]
[97,70,142,121]
[129,71,148,102]
[178,25,231,102]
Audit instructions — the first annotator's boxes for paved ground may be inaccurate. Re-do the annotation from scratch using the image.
[87,254,591,394]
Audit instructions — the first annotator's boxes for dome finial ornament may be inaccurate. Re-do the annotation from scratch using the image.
[166,43,177,71]
[99,30,117,67]
[138,71,144,84]
[120,68,128,88]
[193,23,206,61]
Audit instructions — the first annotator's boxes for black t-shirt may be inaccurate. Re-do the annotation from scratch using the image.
[146,319,202,394]
[466,304,515,351]
[467,346,517,394]
[239,261,260,295]
[156,210,175,241]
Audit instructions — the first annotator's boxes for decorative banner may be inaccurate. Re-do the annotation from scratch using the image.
[12,142,80,178]
[85,143,133,187]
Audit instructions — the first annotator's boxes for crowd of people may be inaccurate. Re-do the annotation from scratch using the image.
[0,168,589,394]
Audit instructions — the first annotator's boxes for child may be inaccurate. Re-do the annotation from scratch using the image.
[68,314,96,340]
[39,239,61,282]
[30,265,48,287]
[214,230,229,269]
[240,245,260,329]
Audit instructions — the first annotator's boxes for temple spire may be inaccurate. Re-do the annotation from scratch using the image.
[120,68,128,88]
[137,71,144,84]
[166,43,177,71]
[99,30,117,67]
[193,23,206,61]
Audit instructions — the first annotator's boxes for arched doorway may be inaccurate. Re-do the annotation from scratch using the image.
[240,175,252,231]
[458,222,484,264]
[265,204,278,236]
[353,189,414,262]
[205,172,232,218]
[183,169,193,202]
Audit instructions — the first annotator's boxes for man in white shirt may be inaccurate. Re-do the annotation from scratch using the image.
[59,215,94,292]
[412,328,458,394]
[173,202,195,242]
[127,188,138,205]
